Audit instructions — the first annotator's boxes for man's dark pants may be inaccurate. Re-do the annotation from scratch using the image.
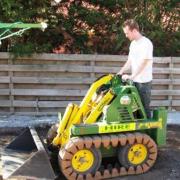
[134,81,152,119]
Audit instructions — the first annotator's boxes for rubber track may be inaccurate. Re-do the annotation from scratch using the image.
[58,132,158,180]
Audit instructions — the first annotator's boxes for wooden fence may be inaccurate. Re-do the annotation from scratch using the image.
[0,52,179,115]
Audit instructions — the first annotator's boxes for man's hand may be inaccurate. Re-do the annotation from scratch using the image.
[117,71,123,75]
[122,74,132,80]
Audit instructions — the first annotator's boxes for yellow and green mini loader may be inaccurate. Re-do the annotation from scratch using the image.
[3,74,167,180]
[46,74,167,179]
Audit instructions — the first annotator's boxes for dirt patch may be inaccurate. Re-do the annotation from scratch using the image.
[0,125,180,180]
[0,135,16,180]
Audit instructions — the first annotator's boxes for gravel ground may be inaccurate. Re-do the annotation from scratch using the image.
[0,115,58,130]
[0,112,179,130]
[0,112,180,180]
[0,125,180,180]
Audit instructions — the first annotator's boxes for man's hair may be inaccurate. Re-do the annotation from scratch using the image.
[123,19,140,31]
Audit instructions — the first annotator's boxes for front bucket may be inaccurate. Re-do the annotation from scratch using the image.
[2,127,56,180]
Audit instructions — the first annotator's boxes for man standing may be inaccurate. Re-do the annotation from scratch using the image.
[118,19,153,118]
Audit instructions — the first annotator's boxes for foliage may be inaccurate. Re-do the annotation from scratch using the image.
[0,0,179,56]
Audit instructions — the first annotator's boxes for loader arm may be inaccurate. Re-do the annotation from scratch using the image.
[52,74,115,147]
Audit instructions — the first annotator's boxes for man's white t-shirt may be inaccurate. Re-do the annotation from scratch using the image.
[128,36,153,83]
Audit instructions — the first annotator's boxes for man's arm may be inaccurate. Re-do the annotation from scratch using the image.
[123,59,151,80]
[131,59,151,80]
[117,58,131,75]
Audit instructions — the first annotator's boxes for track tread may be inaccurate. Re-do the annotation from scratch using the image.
[127,133,136,144]
[136,165,143,174]
[84,136,93,149]
[110,135,119,147]
[71,137,85,150]
[102,135,110,147]
[59,148,73,160]
[60,159,71,170]
[70,172,77,180]
[120,167,128,176]
[103,169,111,179]
[118,134,127,146]
[92,136,102,148]
[63,167,73,177]
[77,174,84,180]
[134,132,143,143]
[59,132,158,180]
[111,168,120,177]
[128,166,135,174]
[65,140,78,154]
[95,171,102,179]
[142,163,150,173]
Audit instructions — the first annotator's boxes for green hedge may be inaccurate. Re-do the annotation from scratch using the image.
[0,0,179,56]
